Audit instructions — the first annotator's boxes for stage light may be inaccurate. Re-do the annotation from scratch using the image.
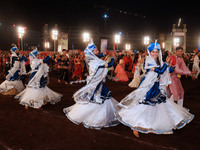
[103,14,109,19]
[144,36,150,45]
[125,43,131,50]
[52,29,58,52]
[83,32,90,42]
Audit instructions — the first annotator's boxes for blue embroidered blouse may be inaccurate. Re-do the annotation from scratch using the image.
[140,63,169,106]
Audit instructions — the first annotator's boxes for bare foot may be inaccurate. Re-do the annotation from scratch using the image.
[25,105,28,110]
[65,82,68,85]
[58,79,61,83]
[133,130,139,137]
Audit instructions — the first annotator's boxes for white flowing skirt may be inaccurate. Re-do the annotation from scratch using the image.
[0,80,24,93]
[63,98,119,129]
[128,74,140,88]
[15,86,62,109]
[115,98,194,134]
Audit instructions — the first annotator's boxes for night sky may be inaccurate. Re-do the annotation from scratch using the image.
[0,0,200,34]
[1,0,200,31]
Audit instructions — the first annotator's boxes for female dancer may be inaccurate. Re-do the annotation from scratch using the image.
[72,57,83,81]
[114,59,129,82]
[115,41,194,137]
[63,41,119,129]
[15,49,62,109]
[0,45,26,95]
[129,53,141,88]
[192,50,200,79]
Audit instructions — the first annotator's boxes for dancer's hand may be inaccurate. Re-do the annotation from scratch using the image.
[151,67,155,71]
[105,64,108,68]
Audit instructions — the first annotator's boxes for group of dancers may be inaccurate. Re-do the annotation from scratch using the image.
[0,45,62,109]
[0,41,195,137]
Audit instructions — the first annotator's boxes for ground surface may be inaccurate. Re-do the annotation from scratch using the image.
[0,73,199,150]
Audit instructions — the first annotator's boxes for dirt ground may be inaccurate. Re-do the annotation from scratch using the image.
[0,72,199,150]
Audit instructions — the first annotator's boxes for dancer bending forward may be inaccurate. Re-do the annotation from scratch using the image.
[63,41,119,129]
[115,42,194,137]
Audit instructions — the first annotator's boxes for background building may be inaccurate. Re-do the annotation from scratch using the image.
[0,23,198,53]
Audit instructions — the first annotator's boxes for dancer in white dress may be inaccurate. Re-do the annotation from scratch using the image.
[15,49,62,109]
[115,41,194,137]
[63,41,119,129]
[138,51,146,77]
[192,49,200,79]
[0,45,26,95]
[129,54,141,88]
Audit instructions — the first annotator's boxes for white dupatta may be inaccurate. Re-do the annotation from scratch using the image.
[73,48,108,104]
[119,50,171,108]
[27,57,49,89]
[6,52,26,80]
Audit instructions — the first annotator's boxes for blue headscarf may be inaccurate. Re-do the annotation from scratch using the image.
[11,46,18,52]
[87,41,97,51]
[147,42,161,52]
[29,48,38,58]
[146,40,163,67]
[84,41,97,54]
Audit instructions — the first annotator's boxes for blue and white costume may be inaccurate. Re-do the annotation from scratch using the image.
[115,42,194,134]
[0,46,26,95]
[63,41,119,129]
[15,49,62,109]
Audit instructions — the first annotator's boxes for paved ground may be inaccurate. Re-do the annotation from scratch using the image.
[0,73,199,150]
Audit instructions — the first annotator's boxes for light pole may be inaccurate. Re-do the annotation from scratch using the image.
[52,29,58,53]
[144,36,150,50]
[18,26,25,50]
[115,34,120,50]
[83,32,90,47]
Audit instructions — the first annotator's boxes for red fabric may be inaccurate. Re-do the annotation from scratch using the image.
[128,61,133,71]
[113,43,115,50]
[170,55,176,66]
[73,63,83,76]
[132,63,136,72]
[41,53,48,56]
[25,57,30,65]
[123,56,131,65]
[77,50,82,54]
[114,64,129,82]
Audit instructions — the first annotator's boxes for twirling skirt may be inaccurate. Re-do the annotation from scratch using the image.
[15,86,62,109]
[0,80,25,95]
[63,98,119,129]
[115,98,194,134]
